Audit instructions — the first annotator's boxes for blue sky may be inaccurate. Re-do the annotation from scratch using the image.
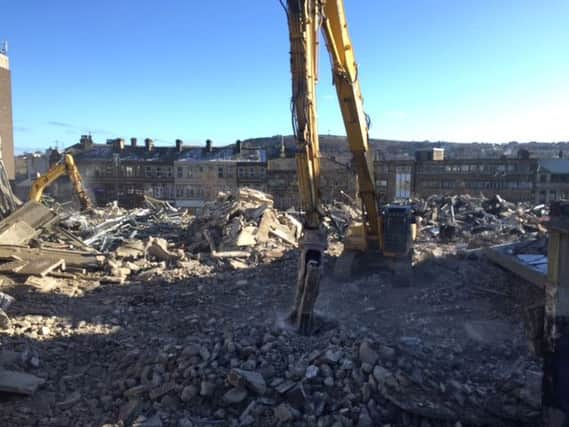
[2,0,568,153]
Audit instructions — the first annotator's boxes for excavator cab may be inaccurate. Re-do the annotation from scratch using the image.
[382,205,415,257]
[335,205,415,282]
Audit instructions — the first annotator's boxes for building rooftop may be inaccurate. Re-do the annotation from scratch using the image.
[538,159,569,174]
[69,137,266,163]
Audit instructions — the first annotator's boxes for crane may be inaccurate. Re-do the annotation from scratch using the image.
[29,153,93,211]
[285,0,415,334]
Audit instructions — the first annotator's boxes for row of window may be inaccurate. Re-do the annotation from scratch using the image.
[174,184,235,199]
[420,180,532,190]
[418,163,530,174]
[88,164,266,179]
[174,165,266,179]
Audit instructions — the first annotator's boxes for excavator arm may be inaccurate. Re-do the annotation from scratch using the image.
[320,0,381,246]
[29,154,93,211]
[286,0,381,334]
[286,0,327,335]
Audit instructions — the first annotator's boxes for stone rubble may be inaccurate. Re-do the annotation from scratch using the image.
[414,194,548,246]
[0,188,547,426]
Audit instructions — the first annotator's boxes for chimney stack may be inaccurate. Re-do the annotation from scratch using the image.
[80,134,93,150]
[114,138,125,152]
[205,139,212,153]
[130,137,137,147]
[235,139,241,154]
[176,139,183,152]
[145,138,154,152]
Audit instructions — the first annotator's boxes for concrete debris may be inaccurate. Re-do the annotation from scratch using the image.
[185,188,299,265]
[145,237,180,262]
[24,275,60,292]
[0,369,45,395]
[484,238,549,288]
[227,368,267,395]
[414,194,548,246]
[0,189,548,426]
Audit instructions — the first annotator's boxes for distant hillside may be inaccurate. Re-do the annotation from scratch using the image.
[242,135,569,160]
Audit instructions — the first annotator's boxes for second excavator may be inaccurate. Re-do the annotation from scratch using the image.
[284,0,416,334]
[29,153,92,211]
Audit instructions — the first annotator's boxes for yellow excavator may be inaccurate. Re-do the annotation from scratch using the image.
[285,0,416,334]
[29,153,92,211]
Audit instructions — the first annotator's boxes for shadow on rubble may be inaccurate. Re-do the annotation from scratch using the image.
[0,248,306,425]
[0,246,545,427]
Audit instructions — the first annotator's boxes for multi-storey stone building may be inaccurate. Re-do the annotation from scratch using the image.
[267,157,356,210]
[173,141,238,209]
[71,136,178,206]
[535,159,569,203]
[51,136,569,210]
[374,149,569,204]
[66,136,267,209]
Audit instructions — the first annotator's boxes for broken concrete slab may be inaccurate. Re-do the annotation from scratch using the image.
[269,225,297,247]
[212,250,251,259]
[0,370,45,395]
[115,239,146,259]
[0,291,14,310]
[227,369,266,395]
[0,201,57,231]
[0,260,27,274]
[0,246,104,270]
[256,209,277,243]
[236,226,257,247]
[0,221,37,245]
[483,240,548,288]
[24,276,60,292]
[146,237,179,262]
[18,257,65,277]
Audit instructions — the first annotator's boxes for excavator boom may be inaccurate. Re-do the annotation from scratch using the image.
[320,0,381,245]
[29,154,92,211]
[286,0,327,334]
[286,0,413,332]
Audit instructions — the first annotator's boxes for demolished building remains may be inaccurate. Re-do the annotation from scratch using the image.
[0,184,567,425]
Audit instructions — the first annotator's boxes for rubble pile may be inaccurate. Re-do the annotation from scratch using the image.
[185,188,300,269]
[0,189,546,426]
[415,194,548,246]
[0,188,301,329]
[65,328,539,427]
[321,200,362,238]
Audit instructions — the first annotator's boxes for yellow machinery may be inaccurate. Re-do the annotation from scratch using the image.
[285,0,415,334]
[29,153,93,211]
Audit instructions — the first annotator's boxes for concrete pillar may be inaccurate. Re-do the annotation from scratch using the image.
[543,201,569,426]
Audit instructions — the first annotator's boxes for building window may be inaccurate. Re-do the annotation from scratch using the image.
[177,167,183,178]
[145,166,152,177]
[156,167,162,178]
[186,167,192,178]
[218,167,224,178]
[125,166,134,177]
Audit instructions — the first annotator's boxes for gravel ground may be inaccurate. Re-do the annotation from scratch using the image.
[0,242,544,427]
